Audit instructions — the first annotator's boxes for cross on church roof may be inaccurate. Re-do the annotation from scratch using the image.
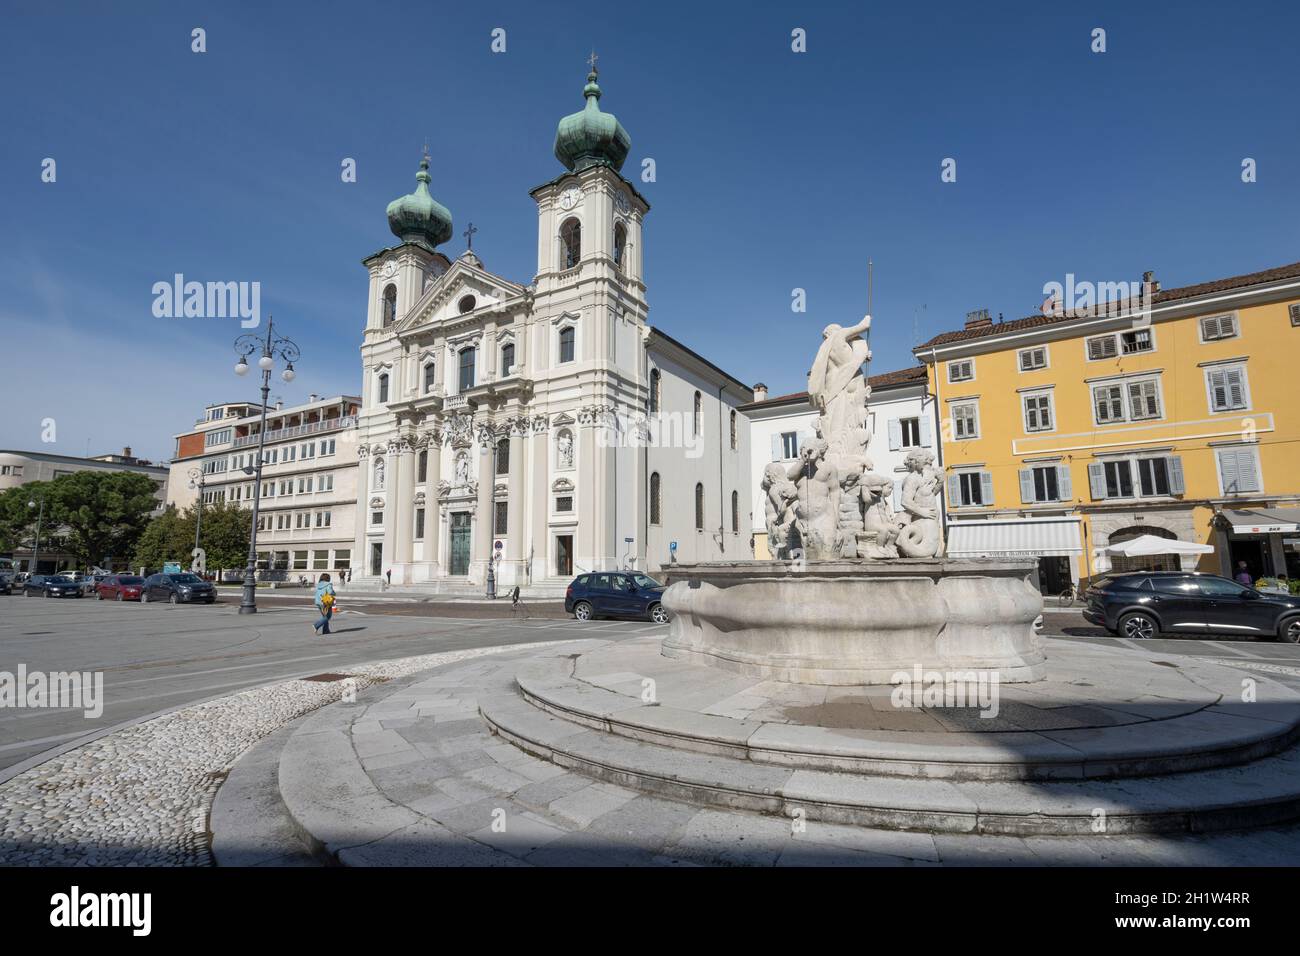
[464,221,477,250]
[587,49,599,73]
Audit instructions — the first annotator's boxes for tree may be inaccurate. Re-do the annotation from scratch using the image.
[132,505,189,571]
[190,500,252,573]
[0,472,159,569]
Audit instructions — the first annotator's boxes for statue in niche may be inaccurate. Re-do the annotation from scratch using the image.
[373,456,386,490]
[454,451,470,486]
[556,429,574,470]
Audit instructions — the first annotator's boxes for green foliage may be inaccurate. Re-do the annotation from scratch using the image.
[132,500,252,573]
[0,472,159,568]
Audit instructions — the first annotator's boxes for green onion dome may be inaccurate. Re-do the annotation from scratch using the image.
[386,152,453,249]
[554,68,630,173]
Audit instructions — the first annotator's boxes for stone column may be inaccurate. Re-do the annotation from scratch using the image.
[378,445,396,582]
[473,424,495,585]
[530,415,550,581]
[503,417,526,586]
[422,431,443,575]
[392,438,414,579]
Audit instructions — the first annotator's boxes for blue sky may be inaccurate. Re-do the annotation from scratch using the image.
[2,0,1298,461]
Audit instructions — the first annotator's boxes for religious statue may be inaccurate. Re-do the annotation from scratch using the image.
[556,430,574,470]
[373,456,386,490]
[895,449,945,558]
[454,451,470,486]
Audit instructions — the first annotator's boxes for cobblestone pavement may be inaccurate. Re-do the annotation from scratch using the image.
[0,643,566,866]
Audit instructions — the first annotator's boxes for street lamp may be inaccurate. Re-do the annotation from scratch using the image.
[188,466,207,560]
[232,316,300,614]
[27,496,44,574]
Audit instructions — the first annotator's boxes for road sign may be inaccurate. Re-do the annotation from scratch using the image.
[669,541,678,552]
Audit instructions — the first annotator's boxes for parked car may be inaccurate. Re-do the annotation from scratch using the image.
[1084,571,1300,642]
[0,575,11,596]
[565,571,669,623]
[23,575,83,598]
[96,574,146,602]
[140,572,217,605]
[57,573,96,596]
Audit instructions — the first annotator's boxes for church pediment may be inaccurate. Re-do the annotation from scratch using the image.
[397,258,526,334]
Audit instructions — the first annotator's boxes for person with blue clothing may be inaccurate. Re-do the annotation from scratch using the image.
[313,573,336,635]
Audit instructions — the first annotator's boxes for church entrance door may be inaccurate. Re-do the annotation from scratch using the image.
[449,512,472,576]
[369,542,383,577]
[556,534,573,577]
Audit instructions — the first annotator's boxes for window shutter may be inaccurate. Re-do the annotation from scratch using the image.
[1225,368,1244,408]
[1167,455,1185,495]
[1019,468,1035,504]
[1057,465,1072,500]
[1236,449,1260,492]
[919,416,932,447]
[1088,336,1116,360]
[770,434,783,461]
[1208,369,1227,410]
[1290,303,1300,326]
[947,473,961,503]
[1218,449,1239,493]
[888,419,902,451]
[980,471,994,506]
[1088,462,1106,499]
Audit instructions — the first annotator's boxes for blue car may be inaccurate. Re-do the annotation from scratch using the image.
[565,572,670,624]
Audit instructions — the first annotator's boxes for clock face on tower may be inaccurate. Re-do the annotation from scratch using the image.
[613,190,630,214]
[381,260,397,279]
[558,186,583,211]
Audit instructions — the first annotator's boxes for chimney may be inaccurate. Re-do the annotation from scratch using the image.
[1142,270,1160,295]
[275,400,283,410]
[964,308,992,330]
[308,393,319,403]
[753,383,768,402]
[122,446,132,458]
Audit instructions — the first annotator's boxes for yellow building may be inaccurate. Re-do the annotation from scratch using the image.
[913,260,1300,592]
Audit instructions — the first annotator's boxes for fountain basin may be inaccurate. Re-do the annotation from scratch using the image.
[660,559,1045,685]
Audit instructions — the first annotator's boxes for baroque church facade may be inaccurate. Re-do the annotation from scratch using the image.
[351,67,753,589]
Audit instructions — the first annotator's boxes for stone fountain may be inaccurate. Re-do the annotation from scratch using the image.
[662,314,1047,684]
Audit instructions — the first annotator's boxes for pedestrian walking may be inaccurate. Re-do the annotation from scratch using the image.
[1234,561,1254,587]
[313,573,336,635]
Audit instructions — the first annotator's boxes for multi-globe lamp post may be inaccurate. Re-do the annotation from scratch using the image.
[27,495,44,575]
[187,466,207,558]
[233,316,299,614]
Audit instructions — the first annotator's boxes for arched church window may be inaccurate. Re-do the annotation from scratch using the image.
[417,449,428,483]
[560,218,581,269]
[458,347,476,391]
[648,368,660,414]
[458,294,477,314]
[496,438,509,475]
[500,342,515,377]
[694,483,705,530]
[423,362,436,394]
[649,472,661,525]
[559,327,575,364]
[731,490,739,532]
[382,285,397,327]
[730,410,737,450]
[613,222,627,269]
[377,372,389,404]
[693,391,702,437]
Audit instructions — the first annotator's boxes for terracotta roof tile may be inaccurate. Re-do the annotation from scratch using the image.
[913,259,1300,351]
[742,365,927,409]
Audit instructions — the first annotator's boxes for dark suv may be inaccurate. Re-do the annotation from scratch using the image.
[1084,571,1300,642]
[565,572,669,623]
[141,573,217,605]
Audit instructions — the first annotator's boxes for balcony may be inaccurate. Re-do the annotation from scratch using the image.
[232,415,358,449]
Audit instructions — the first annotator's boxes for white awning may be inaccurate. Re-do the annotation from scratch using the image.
[1220,508,1300,535]
[1103,534,1213,557]
[946,518,1082,558]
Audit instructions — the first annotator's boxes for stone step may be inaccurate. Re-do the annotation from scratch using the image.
[511,645,1300,782]
[479,691,1300,836]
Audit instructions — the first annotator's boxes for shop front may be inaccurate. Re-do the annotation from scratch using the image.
[946,517,1083,594]
[1215,508,1300,581]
